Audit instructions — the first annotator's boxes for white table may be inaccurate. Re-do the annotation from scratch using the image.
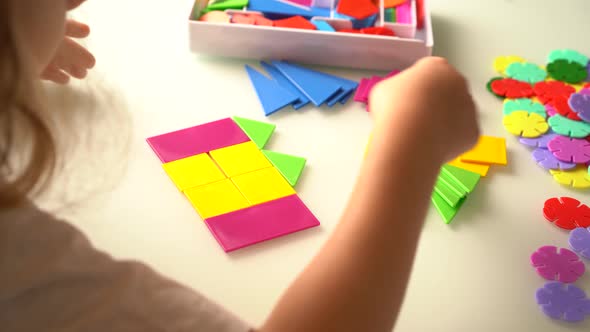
[51,0,590,330]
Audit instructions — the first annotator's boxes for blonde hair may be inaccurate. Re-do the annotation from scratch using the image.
[0,0,57,208]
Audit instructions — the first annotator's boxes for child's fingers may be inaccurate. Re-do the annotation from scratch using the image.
[41,65,71,84]
[65,19,91,38]
[54,38,96,70]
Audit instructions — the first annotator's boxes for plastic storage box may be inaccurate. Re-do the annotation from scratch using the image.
[188,0,433,70]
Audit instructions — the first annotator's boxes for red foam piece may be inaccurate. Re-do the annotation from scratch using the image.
[543,197,590,230]
[273,16,316,30]
[232,14,256,25]
[490,78,534,98]
[534,81,576,105]
[551,96,582,121]
[337,0,379,20]
[361,27,396,36]
[205,195,320,252]
[416,0,425,29]
[337,28,362,34]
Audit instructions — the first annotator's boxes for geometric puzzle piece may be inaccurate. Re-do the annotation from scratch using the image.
[543,197,590,230]
[260,61,310,110]
[162,153,227,192]
[441,164,481,193]
[493,55,526,75]
[503,111,549,138]
[549,49,590,67]
[569,92,590,123]
[262,150,307,187]
[448,157,490,176]
[548,114,590,138]
[245,65,299,116]
[336,0,379,19]
[204,0,249,11]
[460,136,508,165]
[505,62,546,84]
[231,167,296,205]
[536,282,590,322]
[550,167,590,189]
[532,147,577,170]
[204,195,320,252]
[273,15,317,30]
[434,177,465,208]
[431,191,465,224]
[547,136,590,164]
[503,98,547,117]
[569,227,590,260]
[209,141,272,177]
[231,116,276,149]
[530,246,585,283]
[146,118,250,163]
[184,179,251,219]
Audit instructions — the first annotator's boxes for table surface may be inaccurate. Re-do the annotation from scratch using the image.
[50,0,590,330]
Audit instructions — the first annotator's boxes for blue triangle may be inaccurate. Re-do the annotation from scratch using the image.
[311,20,335,32]
[248,0,331,18]
[260,61,310,110]
[245,65,299,116]
[313,71,359,107]
[271,61,342,106]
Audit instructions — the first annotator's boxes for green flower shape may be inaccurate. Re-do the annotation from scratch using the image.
[506,62,547,84]
[549,49,589,67]
[548,114,590,138]
[547,59,588,84]
[503,98,547,118]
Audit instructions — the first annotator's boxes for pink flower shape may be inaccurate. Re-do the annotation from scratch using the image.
[547,136,590,164]
[531,246,585,283]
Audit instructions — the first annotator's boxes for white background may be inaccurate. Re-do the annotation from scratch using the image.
[46,0,590,330]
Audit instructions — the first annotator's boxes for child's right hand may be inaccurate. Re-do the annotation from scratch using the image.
[370,57,480,164]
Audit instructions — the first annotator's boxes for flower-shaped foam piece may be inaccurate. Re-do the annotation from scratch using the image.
[493,55,526,75]
[486,77,504,98]
[544,197,590,229]
[551,96,582,121]
[503,98,546,117]
[533,148,576,170]
[570,227,590,259]
[506,62,547,84]
[549,49,590,67]
[548,115,590,138]
[547,136,590,164]
[531,246,585,283]
[534,81,576,105]
[548,60,588,84]
[546,103,558,117]
[536,282,590,322]
[491,78,534,99]
[502,111,549,138]
[550,167,590,189]
[569,92,590,123]
[520,131,558,148]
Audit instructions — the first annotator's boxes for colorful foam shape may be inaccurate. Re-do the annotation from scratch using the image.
[547,136,590,164]
[383,0,407,8]
[569,227,590,259]
[231,167,296,205]
[548,49,590,68]
[273,15,317,30]
[146,118,250,163]
[491,78,534,98]
[447,157,490,177]
[530,246,585,283]
[552,96,582,121]
[312,71,359,106]
[569,92,590,123]
[544,197,590,230]
[536,282,590,322]
[395,1,412,24]
[550,167,590,189]
[548,115,590,138]
[185,179,251,219]
[311,20,335,32]
[336,0,379,20]
[441,164,481,193]
[162,154,226,192]
[245,65,299,116]
[503,111,549,138]
[209,141,272,177]
[532,148,576,171]
[260,61,309,109]
[519,131,559,148]
[505,62,547,84]
[503,98,546,117]
[262,150,306,187]
[431,191,464,224]
[434,177,465,208]
[247,0,331,18]
[205,194,320,252]
[534,80,576,105]
[547,59,588,84]
[231,116,276,149]
[493,55,526,75]
[353,78,370,103]
[271,61,342,106]
[460,136,508,165]
[205,0,249,11]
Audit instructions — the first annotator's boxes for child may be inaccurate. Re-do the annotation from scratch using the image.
[0,0,479,331]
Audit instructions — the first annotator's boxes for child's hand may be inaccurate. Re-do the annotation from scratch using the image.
[370,57,479,163]
[41,1,95,84]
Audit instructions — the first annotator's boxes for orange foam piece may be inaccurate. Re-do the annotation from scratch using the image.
[377,0,408,8]
[337,0,379,20]
[361,27,396,36]
[273,16,317,30]
[460,136,508,166]
[254,15,274,26]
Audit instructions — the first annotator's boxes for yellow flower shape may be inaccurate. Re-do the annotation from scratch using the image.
[494,55,526,75]
[550,166,590,189]
[503,111,549,138]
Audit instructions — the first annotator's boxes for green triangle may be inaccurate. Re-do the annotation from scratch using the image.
[441,164,481,194]
[232,116,276,149]
[205,0,249,11]
[432,192,465,224]
[434,178,464,208]
[262,150,306,187]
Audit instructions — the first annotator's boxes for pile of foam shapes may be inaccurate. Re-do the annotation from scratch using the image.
[246,61,359,115]
[487,49,590,190]
[353,70,401,111]
[197,0,426,37]
[529,197,590,323]
[146,116,319,253]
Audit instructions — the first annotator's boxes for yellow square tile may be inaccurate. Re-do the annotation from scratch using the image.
[163,153,226,191]
[185,179,250,219]
[460,136,507,166]
[209,141,272,177]
[231,167,296,205]
[448,157,490,177]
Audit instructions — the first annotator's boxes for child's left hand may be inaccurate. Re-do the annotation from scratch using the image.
[41,0,95,84]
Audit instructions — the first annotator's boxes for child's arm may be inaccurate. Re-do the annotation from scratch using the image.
[260,58,479,332]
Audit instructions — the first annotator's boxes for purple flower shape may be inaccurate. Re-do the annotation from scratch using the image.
[520,131,558,148]
[531,246,585,283]
[536,282,590,322]
[569,92,590,123]
[570,227,590,259]
[533,148,576,170]
[547,136,590,164]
